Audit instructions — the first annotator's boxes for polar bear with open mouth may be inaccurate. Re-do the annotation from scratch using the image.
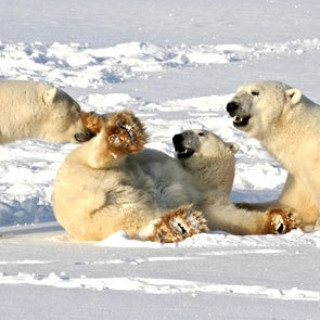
[53,111,299,243]
[227,81,320,230]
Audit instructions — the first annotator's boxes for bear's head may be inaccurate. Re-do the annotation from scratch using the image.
[226,81,302,138]
[42,87,93,143]
[172,129,239,193]
[172,129,238,160]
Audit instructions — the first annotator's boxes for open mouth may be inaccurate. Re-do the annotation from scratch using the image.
[172,133,195,159]
[232,116,250,127]
[175,148,195,159]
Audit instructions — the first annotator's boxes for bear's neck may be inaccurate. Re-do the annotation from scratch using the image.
[259,113,309,172]
[181,155,235,195]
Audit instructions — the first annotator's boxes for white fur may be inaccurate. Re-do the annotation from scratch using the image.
[0,80,89,143]
[53,127,279,241]
[229,81,320,228]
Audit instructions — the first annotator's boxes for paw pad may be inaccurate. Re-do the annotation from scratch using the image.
[145,206,208,243]
[104,111,148,156]
[265,207,300,234]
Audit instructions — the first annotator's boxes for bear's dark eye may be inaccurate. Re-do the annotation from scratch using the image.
[198,132,205,137]
[251,90,260,96]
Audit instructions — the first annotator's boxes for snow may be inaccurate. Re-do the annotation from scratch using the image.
[0,0,320,319]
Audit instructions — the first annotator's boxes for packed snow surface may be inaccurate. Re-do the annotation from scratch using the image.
[0,1,320,319]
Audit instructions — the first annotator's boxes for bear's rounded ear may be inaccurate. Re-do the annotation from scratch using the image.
[286,88,302,105]
[227,142,239,154]
[42,87,57,104]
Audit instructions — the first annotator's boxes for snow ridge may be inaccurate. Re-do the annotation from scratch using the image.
[0,273,319,301]
[1,38,319,88]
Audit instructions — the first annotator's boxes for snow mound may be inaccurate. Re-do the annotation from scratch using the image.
[1,39,319,88]
[0,273,319,301]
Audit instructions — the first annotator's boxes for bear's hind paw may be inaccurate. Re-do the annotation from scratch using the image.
[143,206,208,243]
[264,207,301,234]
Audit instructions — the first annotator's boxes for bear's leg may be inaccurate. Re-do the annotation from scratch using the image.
[205,201,300,235]
[87,111,148,169]
[279,173,319,227]
[234,201,277,211]
[235,174,319,230]
[140,206,208,243]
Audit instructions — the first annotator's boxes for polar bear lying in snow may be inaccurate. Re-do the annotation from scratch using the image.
[227,80,320,230]
[53,111,298,242]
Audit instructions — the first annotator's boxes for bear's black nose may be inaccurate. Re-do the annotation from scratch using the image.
[74,130,92,143]
[172,134,184,149]
[226,101,240,115]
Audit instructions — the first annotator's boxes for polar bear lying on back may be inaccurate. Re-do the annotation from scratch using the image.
[0,80,92,144]
[227,81,320,230]
[53,111,298,243]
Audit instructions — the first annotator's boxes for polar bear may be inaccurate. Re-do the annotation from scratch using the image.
[226,80,320,230]
[0,80,92,144]
[52,111,298,243]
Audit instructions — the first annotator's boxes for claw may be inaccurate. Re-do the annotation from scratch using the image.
[265,207,300,234]
[104,111,148,156]
[119,122,133,136]
[274,216,285,234]
[142,206,208,243]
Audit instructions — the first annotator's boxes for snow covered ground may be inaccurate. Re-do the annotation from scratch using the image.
[0,0,320,319]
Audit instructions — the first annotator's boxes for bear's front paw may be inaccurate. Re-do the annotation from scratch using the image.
[144,206,208,243]
[264,207,301,234]
[81,111,107,136]
[105,111,148,156]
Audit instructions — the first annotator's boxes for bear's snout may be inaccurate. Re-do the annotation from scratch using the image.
[172,134,184,150]
[74,130,93,143]
[172,133,195,159]
[226,101,240,116]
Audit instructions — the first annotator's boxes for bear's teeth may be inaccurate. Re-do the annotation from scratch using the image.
[234,116,243,123]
